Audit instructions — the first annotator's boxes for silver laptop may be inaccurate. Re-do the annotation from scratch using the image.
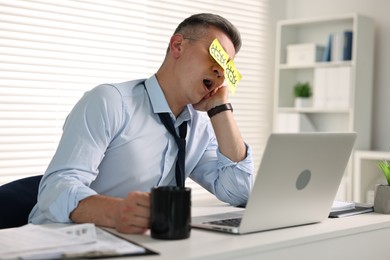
[192,132,357,234]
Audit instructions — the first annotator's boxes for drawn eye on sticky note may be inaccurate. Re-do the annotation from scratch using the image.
[209,38,242,95]
[224,60,242,95]
[209,38,229,68]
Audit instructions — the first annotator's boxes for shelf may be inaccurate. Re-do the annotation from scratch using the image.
[273,13,374,201]
[278,107,350,114]
[278,13,357,27]
[279,61,353,70]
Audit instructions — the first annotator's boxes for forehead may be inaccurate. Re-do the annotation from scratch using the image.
[202,28,236,59]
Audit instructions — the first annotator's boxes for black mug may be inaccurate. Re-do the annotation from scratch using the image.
[150,186,191,240]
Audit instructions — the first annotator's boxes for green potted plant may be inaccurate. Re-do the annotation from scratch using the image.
[293,82,312,108]
[374,159,390,213]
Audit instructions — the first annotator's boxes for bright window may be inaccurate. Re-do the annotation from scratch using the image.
[0,0,272,199]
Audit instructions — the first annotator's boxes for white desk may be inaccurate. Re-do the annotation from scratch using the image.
[108,200,390,260]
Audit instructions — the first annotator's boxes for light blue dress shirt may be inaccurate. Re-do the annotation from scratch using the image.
[29,75,254,224]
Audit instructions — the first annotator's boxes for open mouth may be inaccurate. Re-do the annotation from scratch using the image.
[203,79,213,90]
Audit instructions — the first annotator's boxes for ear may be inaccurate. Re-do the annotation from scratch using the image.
[169,34,184,59]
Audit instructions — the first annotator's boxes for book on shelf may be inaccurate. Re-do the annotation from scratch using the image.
[322,33,332,62]
[343,31,353,60]
[322,31,353,62]
[331,31,344,62]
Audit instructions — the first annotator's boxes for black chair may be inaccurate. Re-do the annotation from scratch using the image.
[0,175,42,229]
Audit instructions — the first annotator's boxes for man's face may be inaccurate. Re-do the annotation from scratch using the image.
[175,28,236,104]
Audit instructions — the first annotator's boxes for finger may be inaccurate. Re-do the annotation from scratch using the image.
[135,192,151,207]
[214,85,223,92]
[120,201,150,221]
[130,214,150,228]
[134,204,150,218]
[115,207,150,233]
[126,226,148,234]
[117,223,148,234]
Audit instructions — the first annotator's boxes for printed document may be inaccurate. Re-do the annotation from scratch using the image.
[0,223,146,259]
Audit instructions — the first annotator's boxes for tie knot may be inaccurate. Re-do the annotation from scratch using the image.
[158,113,187,140]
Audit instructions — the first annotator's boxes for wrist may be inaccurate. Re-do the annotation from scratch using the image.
[207,103,233,118]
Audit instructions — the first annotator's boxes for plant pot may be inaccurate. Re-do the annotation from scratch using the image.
[294,97,312,108]
[374,184,390,214]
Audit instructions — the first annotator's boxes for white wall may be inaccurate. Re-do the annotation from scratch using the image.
[268,0,287,117]
[279,0,390,151]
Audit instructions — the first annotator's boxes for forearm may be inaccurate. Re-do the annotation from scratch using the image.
[210,109,247,162]
[70,192,151,234]
[190,143,254,206]
[194,86,246,162]
[70,194,121,228]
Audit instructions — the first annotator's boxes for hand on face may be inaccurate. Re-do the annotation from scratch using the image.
[114,191,151,234]
[192,83,229,112]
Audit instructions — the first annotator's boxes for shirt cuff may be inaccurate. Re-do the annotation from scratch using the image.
[216,142,254,174]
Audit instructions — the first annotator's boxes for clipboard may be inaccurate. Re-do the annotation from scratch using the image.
[0,224,158,259]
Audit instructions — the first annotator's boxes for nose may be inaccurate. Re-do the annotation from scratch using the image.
[212,67,225,87]
[212,64,224,79]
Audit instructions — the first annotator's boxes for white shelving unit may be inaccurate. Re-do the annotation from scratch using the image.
[273,13,375,201]
[353,150,390,204]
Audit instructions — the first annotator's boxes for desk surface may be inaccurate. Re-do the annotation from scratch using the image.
[107,199,390,260]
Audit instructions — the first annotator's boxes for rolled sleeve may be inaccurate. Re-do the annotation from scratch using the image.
[190,142,254,207]
[29,170,99,224]
[214,144,254,206]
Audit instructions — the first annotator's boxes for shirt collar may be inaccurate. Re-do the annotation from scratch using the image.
[144,75,192,126]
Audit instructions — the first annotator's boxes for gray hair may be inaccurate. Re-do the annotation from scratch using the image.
[173,13,242,53]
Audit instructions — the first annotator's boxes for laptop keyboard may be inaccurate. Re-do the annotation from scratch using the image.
[206,217,242,227]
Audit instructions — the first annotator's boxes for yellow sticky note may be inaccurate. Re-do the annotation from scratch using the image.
[225,60,242,95]
[209,38,230,69]
[209,38,242,95]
